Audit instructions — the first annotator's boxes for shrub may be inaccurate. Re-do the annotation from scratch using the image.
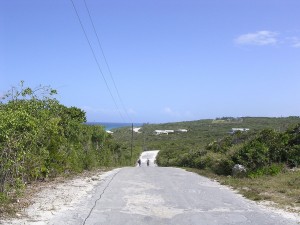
[286,145,300,167]
[248,164,284,178]
[0,82,127,198]
[193,156,207,169]
[213,157,235,176]
[234,141,269,171]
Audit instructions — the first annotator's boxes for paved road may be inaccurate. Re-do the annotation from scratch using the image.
[49,167,298,225]
[137,150,159,167]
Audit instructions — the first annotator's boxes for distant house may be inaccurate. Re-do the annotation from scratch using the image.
[106,130,114,134]
[154,130,174,135]
[230,128,249,134]
[176,129,188,133]
[154,129,188,135]
[165,130,174,134]
[154,130,168,135]
[132,127,142,133]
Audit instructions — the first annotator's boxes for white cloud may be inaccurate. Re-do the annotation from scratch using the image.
[235,30,278,46]
[163,107,180,117]
[293,42,300,48]
[288,37,300,48]
[163,107,172,114]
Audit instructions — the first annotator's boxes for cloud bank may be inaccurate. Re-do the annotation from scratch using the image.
[235,30,300,48]
[289,37,300,48]
[235,30,278,46]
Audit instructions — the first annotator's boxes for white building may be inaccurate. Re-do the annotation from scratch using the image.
[165,130,174,134]
[230,128,249,134]
[176,129,188,132]
[154,130,174,135]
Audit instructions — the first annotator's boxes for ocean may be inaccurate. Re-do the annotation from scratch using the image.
[85,122,143,131]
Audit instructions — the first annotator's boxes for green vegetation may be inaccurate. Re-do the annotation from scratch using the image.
[114,117,300,173]
[0,82,140,215]
[201,125,300,176]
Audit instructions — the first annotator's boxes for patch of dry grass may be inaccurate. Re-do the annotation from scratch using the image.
[187,168,300,214]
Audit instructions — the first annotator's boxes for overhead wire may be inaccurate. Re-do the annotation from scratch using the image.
[83,0,132,123]
[69,0,125,122]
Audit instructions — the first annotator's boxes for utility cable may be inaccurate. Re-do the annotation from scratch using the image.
[69,0,125,122]
[83,0,132,122]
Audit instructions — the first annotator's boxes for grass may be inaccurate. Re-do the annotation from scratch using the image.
[187,168,300,214]
[0,190,25,217]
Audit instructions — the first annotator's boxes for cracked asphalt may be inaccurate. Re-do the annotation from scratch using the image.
[4,150,298,225]
[51,166,298,225]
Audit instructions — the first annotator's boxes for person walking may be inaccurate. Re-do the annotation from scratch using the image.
[147,158,150,167]
[137,158,141,167]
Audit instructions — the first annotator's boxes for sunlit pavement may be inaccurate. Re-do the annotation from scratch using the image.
[136,150,159,167]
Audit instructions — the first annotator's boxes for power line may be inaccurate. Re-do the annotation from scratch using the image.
[83,0,131,122]
[69,0,125,122]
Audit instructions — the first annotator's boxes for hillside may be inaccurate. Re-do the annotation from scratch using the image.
[113,116,300,158]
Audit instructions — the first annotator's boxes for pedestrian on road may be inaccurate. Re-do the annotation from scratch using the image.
[137,159,141,167]
[147,158,150,166]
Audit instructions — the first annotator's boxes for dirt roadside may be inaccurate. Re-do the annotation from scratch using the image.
[0,168,119,225]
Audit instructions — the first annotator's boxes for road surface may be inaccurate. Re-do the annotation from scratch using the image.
[47,167,297,225]
[136,150,159,167]
[2,151,298,225]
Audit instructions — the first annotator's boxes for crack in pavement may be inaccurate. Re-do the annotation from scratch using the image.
[82,169,121,225]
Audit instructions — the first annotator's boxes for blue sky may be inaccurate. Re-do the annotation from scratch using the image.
[1,0,300,123]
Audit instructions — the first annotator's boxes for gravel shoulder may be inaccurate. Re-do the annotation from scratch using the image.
[0,168,120,225]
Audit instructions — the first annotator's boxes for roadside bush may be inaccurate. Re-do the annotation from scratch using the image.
[213,157,235,176]
[177,153,192,167]
[0,82,126,198]
[286,145,300,167]
[206,136,232,153]
[232,126,300,172]
[248,164,284,178]
[156,123,300,177]
[234,141,269,171]
[193,156,207,169]
[156,149,174,166]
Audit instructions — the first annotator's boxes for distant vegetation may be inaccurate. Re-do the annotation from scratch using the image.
[0,82,139,211]
[161,125,300,177]
[113,116,300,175]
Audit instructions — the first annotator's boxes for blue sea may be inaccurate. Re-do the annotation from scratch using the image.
[86,122,143,131]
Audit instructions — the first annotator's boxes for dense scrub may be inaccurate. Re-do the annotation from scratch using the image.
[0,82,135,203]
[111,116,300,177]
[157,123,300,177]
